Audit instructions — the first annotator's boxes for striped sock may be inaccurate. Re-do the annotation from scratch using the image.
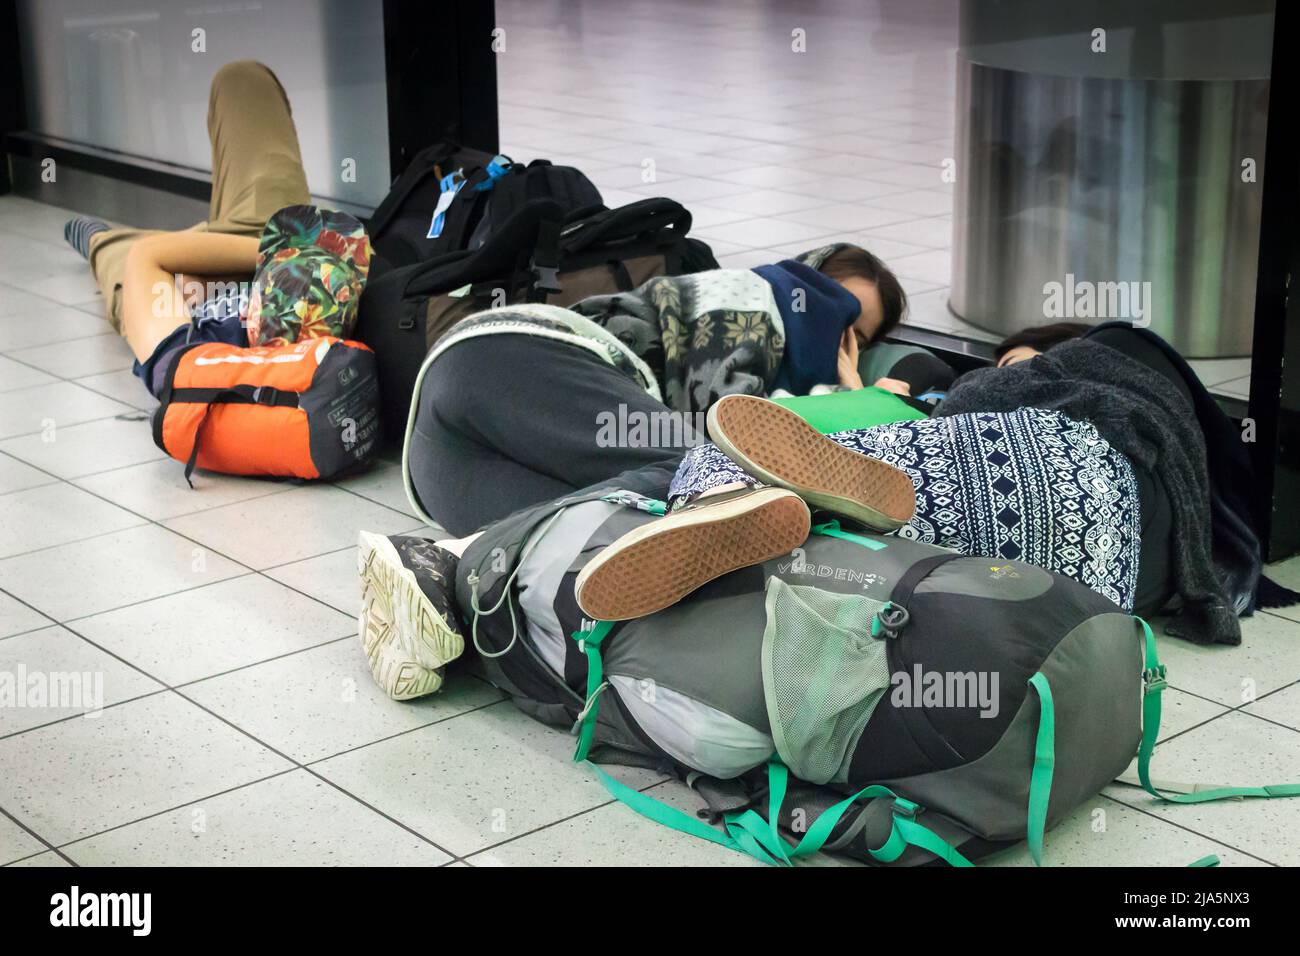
[63,216,109,259]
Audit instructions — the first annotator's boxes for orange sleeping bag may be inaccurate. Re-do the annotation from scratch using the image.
[152,337,380,481]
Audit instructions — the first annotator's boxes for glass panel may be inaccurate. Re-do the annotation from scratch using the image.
[15,0,390,208]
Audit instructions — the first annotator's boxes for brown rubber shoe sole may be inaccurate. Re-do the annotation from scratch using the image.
[706,394,916,531]
[574,488,811,621]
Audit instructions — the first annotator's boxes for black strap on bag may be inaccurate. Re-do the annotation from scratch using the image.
[607,259,635,292]
[561,198,693,255]
[169,385,300,488]
[528,217,564,298]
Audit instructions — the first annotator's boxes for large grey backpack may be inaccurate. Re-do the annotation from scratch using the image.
[455,488,1299,866]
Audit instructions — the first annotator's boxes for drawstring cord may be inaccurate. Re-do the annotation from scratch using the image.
[465,507,568,659]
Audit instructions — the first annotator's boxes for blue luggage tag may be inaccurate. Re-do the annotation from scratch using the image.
[470,155,512,192]
[427,169,467,239]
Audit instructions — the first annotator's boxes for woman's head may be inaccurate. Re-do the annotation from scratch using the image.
[817,244,907,346]
[993,322,1090,367]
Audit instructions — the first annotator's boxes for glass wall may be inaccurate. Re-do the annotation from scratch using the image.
[15,0,390,208]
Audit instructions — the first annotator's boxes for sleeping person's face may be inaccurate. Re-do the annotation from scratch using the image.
[837,275,884,348]
[997,345,1041,367]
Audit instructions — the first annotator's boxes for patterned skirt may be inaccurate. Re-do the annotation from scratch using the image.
[668,407,1141,611]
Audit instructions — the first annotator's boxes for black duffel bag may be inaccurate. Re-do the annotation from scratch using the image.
[356,196,718,434]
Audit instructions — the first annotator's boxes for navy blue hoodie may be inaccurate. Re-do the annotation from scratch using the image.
[753,259,860,395]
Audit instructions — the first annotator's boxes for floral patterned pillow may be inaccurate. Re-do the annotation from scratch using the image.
[245,204,373,347]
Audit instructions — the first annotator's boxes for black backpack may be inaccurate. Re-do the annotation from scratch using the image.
[367,141,604,268]
[357,196,719,434]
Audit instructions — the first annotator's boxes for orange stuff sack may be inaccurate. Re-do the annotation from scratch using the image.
[152,337,380,481]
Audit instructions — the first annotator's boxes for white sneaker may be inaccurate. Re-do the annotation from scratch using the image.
[357,531,465,700]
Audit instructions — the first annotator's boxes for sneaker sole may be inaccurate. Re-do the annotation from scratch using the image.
[706,394,916,531]
[358,531,463,700]
[574,488,810,621]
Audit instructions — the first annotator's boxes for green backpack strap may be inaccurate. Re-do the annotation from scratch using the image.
[588,758,974,867]
[1026,672,1056,866]
[1134,615,1300,803]
[570,619,615,762]
[811,519,888,551]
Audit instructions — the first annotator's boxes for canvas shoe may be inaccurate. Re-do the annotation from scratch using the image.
[358,531,465,700]
[706,393,916,531]
[574,487,810,621]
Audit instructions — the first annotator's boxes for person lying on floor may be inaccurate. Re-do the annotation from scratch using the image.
[406,245,953,536]
[569,241,955,410]
[64,60,369,398]
[938,319,1297,646]
[361,389,1151,699]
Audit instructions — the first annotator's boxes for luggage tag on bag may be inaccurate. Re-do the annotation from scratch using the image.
[427,169,467,238]
[470,155,512,192]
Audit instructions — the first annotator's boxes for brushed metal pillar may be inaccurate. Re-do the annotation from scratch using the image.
[952,1,1274,357]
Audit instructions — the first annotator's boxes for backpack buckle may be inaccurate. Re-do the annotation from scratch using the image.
[1142,665,1168,694]
[872,603,910,639]
[530,260,562,294]
[891,797,921,819]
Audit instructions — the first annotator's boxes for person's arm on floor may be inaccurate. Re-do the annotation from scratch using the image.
[120,231,258,361]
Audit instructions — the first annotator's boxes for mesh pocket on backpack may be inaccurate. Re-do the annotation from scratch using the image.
[761,578,891,785]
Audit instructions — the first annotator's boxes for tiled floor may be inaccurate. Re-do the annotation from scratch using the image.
[0,189,1297,867]
[492,0,1251,397]
[0,0,1295,867]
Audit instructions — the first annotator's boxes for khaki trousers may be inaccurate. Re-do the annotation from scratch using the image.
[89,60,311,331]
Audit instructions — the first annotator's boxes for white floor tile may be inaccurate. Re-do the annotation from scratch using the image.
[0,691,291,845]
[0,452,56,496]
[0,381,133,440]
[695,217,837,249]
[0,195,90,246]
[0,355,57,392]
[982,797,1263,868]
[74,459,291,522]
[333,462,418,517]
[1242,680,1300,732]
[8,333,135,379]
[163,485,416,570]
[628,176,751,204]
[0,590,51,639]
[469,778,762,867]
[866,189,955,217]
[0,235,101,305]
[74,575,354,686]
[73,368,158,411]
[314,700,663,857]
[0,524,244,621]
[0,625,163,735]
[264,548,359,616]
[1156,612,1300,707]
[706,188,832,217]
[0,812,46,866]
[62,770,451,866]
[6,851,70,867]
[185,642,504,763]
[887,247,953,286]
[0,414,163,480]
[860,215,954,249]
[0,279,62,318]
[0,482,144,559]
[1103,712,1300,866]
[0,303,109,351]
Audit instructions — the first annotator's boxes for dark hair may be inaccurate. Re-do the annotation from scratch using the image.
[993,322,1090,362]
[817,244,907,343]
